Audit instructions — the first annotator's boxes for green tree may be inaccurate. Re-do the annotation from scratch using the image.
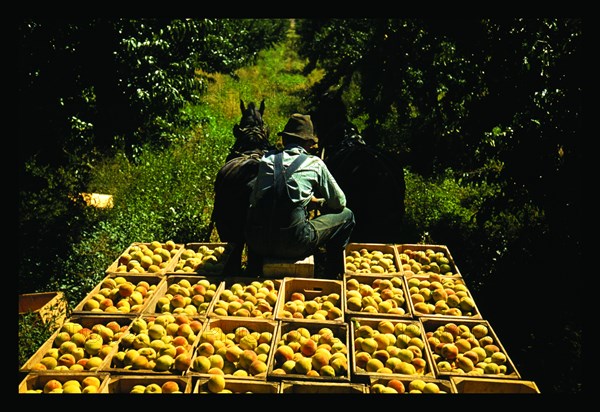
[18,18,289,293]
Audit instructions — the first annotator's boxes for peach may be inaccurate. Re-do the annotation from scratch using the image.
[354,351,371,369]
[248,359,267,376]
[387,379,405,393]
[238,349,258,370]
[174,352,192,372]
[441,343,459,360]
[161,380,180,393]
[274,345,294,365]
[192,355,211,373]
[300,338,317,357]
[311,350,331,370]
[366,358,385,372]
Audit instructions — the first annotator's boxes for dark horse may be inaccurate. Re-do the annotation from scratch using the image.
[310,94,406,244]
[211,99,274,274]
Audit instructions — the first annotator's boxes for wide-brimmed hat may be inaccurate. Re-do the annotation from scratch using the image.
[278,113,318,142]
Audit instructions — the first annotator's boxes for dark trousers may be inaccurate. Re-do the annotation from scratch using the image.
[245,207,355,278]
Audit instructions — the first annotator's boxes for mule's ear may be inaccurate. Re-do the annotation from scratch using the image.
[240,99,246,113]
[259,99,265,116]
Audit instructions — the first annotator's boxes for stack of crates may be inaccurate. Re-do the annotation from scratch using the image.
[18,241,540,394]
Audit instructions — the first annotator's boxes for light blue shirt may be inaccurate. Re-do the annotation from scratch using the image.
[249,144,347,211]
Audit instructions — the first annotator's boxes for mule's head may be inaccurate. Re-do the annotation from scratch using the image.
[239,99,265,129]
[230,99,272,160]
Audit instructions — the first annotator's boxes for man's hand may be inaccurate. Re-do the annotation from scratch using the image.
[311,196,325,208]
[307,196,325,215]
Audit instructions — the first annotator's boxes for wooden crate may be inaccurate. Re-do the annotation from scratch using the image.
[169,242,232,276]
[19,292,67,327]
[143,274,224,318]
[344,243,402,275]
[106,241,184,275]
[194,377,280,393]
[280,380,368,394]
[368,375,456,394]
[275,277,345,323]
[106,313,203,375]
[72,273,166,316]
[350,317,435,382]
[343,273,413,320]
[104,375,192,393]
[262,255,315,278]
[19,372,110,393]
[406,274,483,320]
[207,276,281,319]
[451,376,540,393]
[396,244,463,279]
[267,320,351,383]
[420,317,521,379]
[187,317,278,380]
[20,314,132,374]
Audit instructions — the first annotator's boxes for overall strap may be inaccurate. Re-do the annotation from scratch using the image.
[274,151,308,200]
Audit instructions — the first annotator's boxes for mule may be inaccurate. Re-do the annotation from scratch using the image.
[309,93,406,244]
[211,99,273,274]
[323,122,406,244]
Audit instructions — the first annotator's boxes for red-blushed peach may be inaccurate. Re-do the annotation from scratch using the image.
[131,354,150,370]
[456,355,475,372]
[484,344,501,356]
[274,345,295,365]
[441,343,459,360]
[189,320,203,334]
[161,380,180,393]
[311,350,332,370]
[119,282,135,298]
[387,379,405,393]
[290,292,306,302]
[354,351,371,369]
[249,359,268,376]
[444,307,463,316]
[174,352,192,372]
[58,353,77,368]
[411,357,427,373]
[238,349,258,370]
[300,338,317,357]
[463,350,480,364]
[373,349,390,364]
[43,379,63,393]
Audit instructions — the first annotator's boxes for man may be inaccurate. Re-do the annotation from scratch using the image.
[244,113,355,279]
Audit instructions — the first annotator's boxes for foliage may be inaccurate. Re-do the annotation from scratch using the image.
[18,301,66,368]
[17,18,581,393]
